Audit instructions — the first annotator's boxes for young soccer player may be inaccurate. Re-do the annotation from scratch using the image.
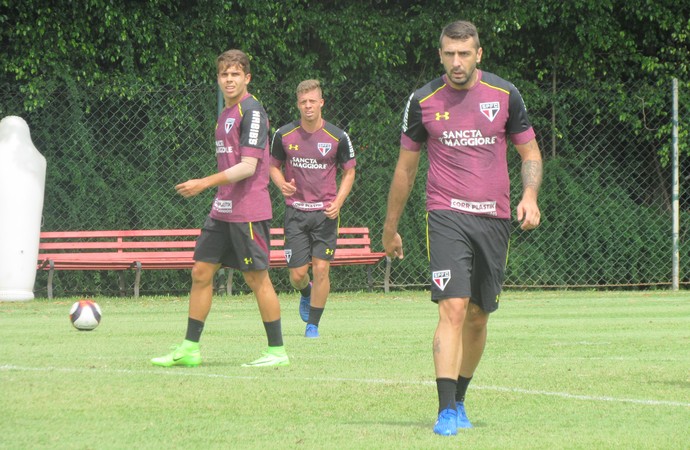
[151,49,289,368]
[269,79,356,338]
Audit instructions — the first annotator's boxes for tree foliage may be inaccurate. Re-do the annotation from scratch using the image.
[2,0,688,97]
[2,0,687,155]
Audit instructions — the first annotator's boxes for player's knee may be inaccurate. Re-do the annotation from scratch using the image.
[311,259,330,281]
[289,266,309,288]
[190,263,217,285]
[465,304,489,330]
[439,298,468,327]
[243,270,271,292]
[312,267,329,282]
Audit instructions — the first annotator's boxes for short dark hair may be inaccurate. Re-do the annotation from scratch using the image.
[216,49,251,75]
[439,21,480,49]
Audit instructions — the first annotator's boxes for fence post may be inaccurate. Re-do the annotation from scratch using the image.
[551,71,557,158]
[671,78,679,291]
[217,86,224,118]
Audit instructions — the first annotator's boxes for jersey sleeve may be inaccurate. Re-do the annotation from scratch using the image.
[506,85,533,137]
[239,105,268,158]
[336,131,356,169]
[401,92,426,150]
[270,129,286,163]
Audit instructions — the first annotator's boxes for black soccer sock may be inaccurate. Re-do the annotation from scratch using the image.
[436,378,458,413]
[263,319,284,347]
[456,375,473,403]
[307,306,324,326]
[185,318,204,343]
[299,282,312,298]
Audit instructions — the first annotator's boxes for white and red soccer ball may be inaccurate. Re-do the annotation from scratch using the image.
[69,299,102,331]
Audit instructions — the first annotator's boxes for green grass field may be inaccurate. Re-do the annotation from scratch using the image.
[1,290,688,449]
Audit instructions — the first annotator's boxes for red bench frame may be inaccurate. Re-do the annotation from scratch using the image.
[37,227,390,298]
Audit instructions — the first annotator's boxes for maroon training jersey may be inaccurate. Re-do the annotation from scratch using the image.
[210,93,272,222]
[270,120,356,211]
[401,70,536,219]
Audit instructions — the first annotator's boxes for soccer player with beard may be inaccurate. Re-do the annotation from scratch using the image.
[383,21,543,435]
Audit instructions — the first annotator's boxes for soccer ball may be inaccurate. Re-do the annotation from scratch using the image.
[69,299,102,331]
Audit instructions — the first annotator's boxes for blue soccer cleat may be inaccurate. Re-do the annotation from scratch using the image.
[299,282,312,322]
[433,408,458,436]
[456,402,473,429]
[305,323,319,338]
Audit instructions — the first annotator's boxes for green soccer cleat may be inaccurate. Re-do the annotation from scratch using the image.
[241,347,290,367]
[151,340,201,367]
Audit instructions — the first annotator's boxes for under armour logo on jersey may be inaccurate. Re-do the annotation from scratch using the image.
[289,144,299,151]
[435,112,449,120]
[432,270,451,291]
[318,143,332,156]
[284,249,292,263]
[480,102,500,122]
[225,118,236,133]
[244,257,253,265]
[325,248,334,255]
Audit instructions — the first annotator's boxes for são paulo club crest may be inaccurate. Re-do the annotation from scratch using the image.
[317,143,332,156]
[432,269,451,291]
[224,118,236,133]
[479,102,500,122]
[284,249,292,263]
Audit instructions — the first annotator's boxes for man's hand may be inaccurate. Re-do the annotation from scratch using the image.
[324,200,342,219]
[280,178,297,197]
[382,230,404,260]
[175,179,207,198]
[516,197,540,230]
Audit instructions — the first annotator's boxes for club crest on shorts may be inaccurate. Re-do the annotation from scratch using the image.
[317,142,332,156]
[479,102,500,122]
[284,249,292,263]
[432,270,451,291]
[224,118,235,133]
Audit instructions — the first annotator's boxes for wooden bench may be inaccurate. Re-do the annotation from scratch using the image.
[37,227,390,298]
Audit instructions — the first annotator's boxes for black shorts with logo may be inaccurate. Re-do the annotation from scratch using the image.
[427,210,511,312]
[193,216,271,271]
[283,207,338,268]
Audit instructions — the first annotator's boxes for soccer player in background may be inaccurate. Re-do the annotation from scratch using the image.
[270,79,356,338]
[151,49,290,368]
[382,21,542,435]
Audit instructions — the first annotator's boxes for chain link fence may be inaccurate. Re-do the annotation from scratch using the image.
[1,78,687,297]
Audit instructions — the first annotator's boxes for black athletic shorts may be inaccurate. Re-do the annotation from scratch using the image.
[283,207,338,268]
[427,210,511,312]
[193,216,271,271]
